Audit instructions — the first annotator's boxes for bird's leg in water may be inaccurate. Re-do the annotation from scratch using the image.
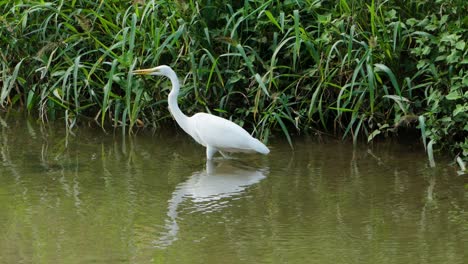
[206,146,218,160]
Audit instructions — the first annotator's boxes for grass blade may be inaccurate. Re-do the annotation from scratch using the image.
[273,112,293,148]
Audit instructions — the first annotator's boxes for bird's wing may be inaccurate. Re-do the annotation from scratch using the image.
[191,113,257,152]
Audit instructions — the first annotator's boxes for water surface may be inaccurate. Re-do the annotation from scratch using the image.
[0,117,466,264]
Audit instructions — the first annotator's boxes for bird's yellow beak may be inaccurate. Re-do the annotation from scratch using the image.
[131,68,158,75]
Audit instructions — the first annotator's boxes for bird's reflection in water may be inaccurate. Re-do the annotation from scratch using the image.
[154,159,268,248]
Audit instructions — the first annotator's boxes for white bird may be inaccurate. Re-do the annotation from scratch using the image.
[132,65,270,160]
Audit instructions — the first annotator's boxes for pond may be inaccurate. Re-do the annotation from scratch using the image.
[0,116,466,264]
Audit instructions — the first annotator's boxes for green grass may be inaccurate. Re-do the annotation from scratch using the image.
[0,0,466,164]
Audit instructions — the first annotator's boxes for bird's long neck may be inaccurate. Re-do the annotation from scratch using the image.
[166,72,191,134]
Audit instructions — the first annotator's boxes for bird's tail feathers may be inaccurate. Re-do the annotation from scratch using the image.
[251,138,270,155]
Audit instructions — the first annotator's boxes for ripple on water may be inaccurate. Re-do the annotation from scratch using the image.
[0,119,466,264]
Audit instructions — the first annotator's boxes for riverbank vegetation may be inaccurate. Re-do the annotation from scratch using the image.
[1,0,466,167]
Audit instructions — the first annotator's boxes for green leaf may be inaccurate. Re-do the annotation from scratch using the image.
[383,95,410,114]
[328,107,354,112]
[273,113,293,148]
[446,50,460,64]
[254,73,269,97]
[375,64,401,96]
[264,10,282,32]
[27,89,35,111]
[441,33,459,44]
[453,104,468,116]
[52,88,63,101]
[446,91,461,100]
[368,129,381,142]
[456,40,466,50]
[1,59,24,106]
[317,13,331,24]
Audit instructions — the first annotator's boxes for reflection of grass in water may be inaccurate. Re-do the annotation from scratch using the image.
[0,118,466,263]
[448,202,467,231]
[0,119,173,262]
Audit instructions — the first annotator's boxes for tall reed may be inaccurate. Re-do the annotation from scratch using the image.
[0,0,466,163]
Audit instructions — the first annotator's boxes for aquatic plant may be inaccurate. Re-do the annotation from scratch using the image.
[0,0,466,165]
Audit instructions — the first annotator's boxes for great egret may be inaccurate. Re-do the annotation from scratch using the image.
[132,65,270,159]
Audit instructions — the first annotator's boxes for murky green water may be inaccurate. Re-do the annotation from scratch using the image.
[0,117,466,264]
